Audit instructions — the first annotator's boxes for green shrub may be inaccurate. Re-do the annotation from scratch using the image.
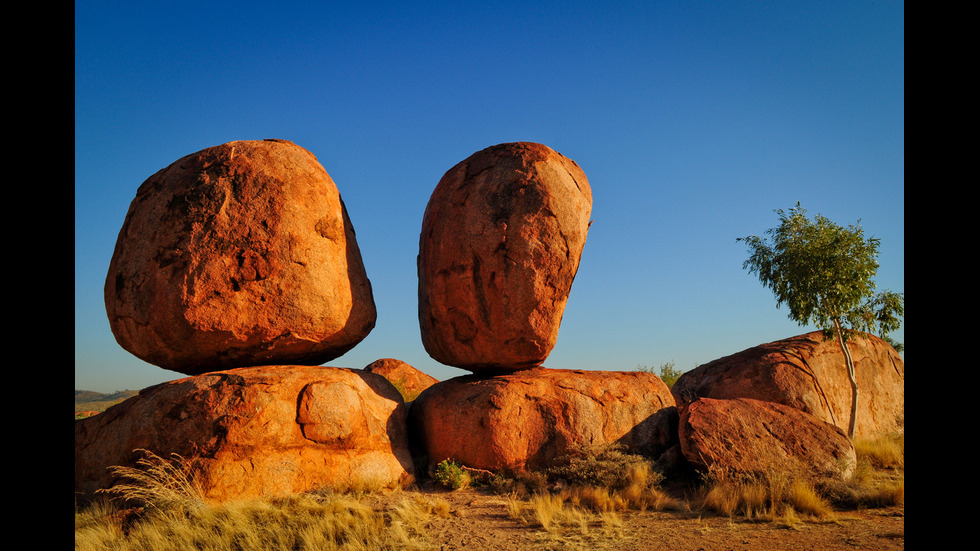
[433,459,470,490]
[636,361,683,388]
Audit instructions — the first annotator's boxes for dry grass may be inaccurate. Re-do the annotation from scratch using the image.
[695,431,904,522]
[821,432,905,509]
[75,450,448,551]
[76,434,903,549]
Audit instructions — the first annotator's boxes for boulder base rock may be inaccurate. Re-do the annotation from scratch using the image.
[678,397,857,481]
[408,368,677,473]
[671,332,904,438]
[74,366,414,504]
[104,139,376,375]
[363,358,438,401]
[418,142,592,372]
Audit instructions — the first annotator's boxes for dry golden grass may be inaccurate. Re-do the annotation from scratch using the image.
[76,434,903,549]
[75,450,449,551]
[695,431,904,522]
[76,490,453,551]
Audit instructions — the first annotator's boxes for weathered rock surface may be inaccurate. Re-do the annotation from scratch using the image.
[417,142,592,372]
[363,358,438,400]
[671,332,904,438]
[74,366,414,504]
[678,397,857,480]
[104,139,376,375]
[408,368,677,473]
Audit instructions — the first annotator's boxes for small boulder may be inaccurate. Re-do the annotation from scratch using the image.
[74,365,414,504]
[671,332,904,438]
[417,142,592,372]
[408,368,677,473]
[363,358,438,401]
[104,139,376,375]
[678,397,856,481]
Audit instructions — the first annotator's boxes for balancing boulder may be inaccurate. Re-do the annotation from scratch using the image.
[418,142,592,372]
[104,139,376,374]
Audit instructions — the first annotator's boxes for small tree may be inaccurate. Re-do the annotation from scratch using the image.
[737,203,902,438]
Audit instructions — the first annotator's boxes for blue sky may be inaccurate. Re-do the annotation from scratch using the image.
[75,1,904,393]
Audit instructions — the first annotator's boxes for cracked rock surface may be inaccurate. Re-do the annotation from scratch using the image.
[74,365,415,503]
[408,368,677,473]
[104,139,376,374]
[417,142,592,372]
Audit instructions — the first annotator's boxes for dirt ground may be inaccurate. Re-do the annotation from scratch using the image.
[380,485,905,551]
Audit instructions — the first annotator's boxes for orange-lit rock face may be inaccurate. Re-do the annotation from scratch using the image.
[104,139,376,374]
[678,397,857,481]
[418,142,592,372]
[671,331,905,439]
[363,358,438,400]
[74,366,414,504]
[408,368,677,473]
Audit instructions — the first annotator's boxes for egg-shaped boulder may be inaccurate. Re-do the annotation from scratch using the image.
[104,139,376,374]
[417,142,592,372]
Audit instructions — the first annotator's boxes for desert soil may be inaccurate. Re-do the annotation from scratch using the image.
[371,485,904,551]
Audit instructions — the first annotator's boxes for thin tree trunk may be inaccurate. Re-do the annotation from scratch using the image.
[833,319,859,439]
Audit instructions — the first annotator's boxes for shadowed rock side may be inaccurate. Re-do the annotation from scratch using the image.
[408,368,677,474]
[363,358,439,400]
[671,331,904,438]
[104,139,376,375]
[417,142,592,372]
[74,366,415,504]
[678,397,857,481]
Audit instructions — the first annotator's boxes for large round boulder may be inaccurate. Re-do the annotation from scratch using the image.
[74,366,415,504]
[671,331,904,438]
[408,368,677,473]
[417,142,592,372]
[104,139,376,374]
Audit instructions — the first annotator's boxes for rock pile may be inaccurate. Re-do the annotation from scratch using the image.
[409,143,682,475]
[77,138,905,505]
[671,331,905,438]
[78,140,410,503]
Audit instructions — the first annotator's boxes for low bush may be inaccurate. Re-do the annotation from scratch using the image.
[432,459,470,490]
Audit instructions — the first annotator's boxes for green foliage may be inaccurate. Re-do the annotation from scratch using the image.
[850,290,905,351]
[737,203,883,333]
[433,459,470,490]
[636,361,684,388]
[738,203,904,438]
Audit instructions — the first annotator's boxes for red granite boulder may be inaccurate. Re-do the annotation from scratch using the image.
[678,397,857,481]
[671,332,904,438]
[104,139,376,375]
[408,368,677,473]
[417,142,592,372]
[363,358,438,401]
[74,366,414,504]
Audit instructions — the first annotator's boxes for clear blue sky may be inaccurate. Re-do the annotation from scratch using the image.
[75,1,904,393]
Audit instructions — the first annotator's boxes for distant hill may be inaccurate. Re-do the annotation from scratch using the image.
[75,389,139,418]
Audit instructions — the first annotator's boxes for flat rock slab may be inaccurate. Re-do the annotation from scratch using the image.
[74,365,414,504]
[408,368,677,473]
[105,139,376,374]
[418,142,592,372]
